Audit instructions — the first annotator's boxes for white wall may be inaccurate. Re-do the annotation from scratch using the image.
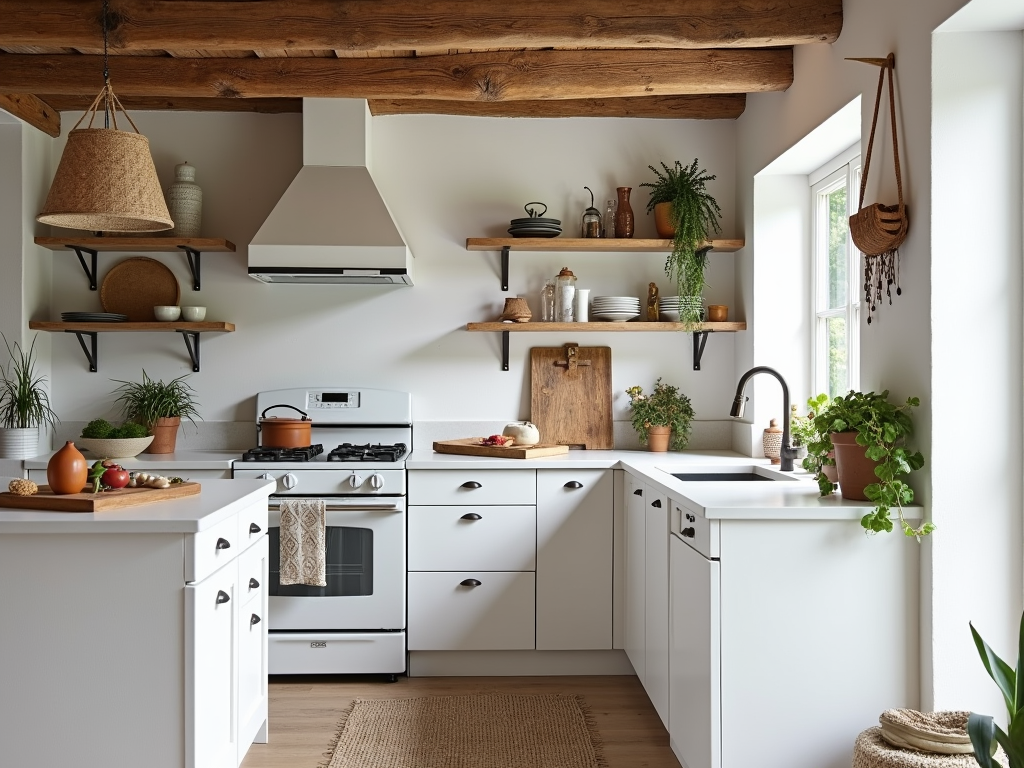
[43,111,738,436]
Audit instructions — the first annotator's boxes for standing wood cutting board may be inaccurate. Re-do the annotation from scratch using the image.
[0,481,201,513]
[531,344,613,449]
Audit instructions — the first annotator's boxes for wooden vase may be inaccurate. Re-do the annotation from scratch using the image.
[830,431,880,500]
[654,202,676,238]
[47,441,88,495]
[147,417,181,454]
[647,425,671,452]
[614,187,634,238]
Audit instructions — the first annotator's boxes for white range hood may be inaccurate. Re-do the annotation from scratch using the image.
[249,99,413,285]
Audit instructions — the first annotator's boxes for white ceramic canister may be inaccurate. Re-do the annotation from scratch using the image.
[575,288,590,322]
[165,161,203,237]
[502,421,541,445]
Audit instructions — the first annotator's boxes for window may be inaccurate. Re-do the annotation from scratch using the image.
[811,150,861,398]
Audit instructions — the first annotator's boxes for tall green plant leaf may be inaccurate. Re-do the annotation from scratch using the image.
[969,713,1002,768]
[973,621,1018,716]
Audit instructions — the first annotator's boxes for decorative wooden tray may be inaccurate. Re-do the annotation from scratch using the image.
[0,482,201,513]
[433,439,570,459]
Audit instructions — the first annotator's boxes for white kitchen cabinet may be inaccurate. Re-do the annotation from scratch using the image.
[644,484,670,728]
[409,469,536,505]
[236,536,269,760]
[536,469,613,650]
[624,473,646,679]
[408,505,537,571]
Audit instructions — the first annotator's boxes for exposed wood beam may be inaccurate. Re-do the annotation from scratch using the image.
[0,49,793,101]
[0,93,60,136]
[42,95,302,114]
[0,0,842,52]
[368,94,746,119]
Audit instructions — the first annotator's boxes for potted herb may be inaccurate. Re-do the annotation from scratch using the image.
[626,378,695,452]
[811,390,930,538]
[640,159,723,324]
[0,334,58,459]
[113,370,200,454]
[796,394,838,487]
[77,419,154,460]
[968,614,1022,768]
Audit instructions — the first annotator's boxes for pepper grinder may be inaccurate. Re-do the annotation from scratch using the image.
[581,186,602,238]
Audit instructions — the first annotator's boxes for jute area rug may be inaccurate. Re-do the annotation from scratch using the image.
[320,693,607,768]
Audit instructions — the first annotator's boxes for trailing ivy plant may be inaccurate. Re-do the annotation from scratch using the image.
[811,390,931,539]
[640,159,722,324]
[968,612,1024,768]
[798,393,836,491]
[625,378,695,451]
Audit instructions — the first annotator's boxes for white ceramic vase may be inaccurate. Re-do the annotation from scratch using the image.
[0,427,41,459]
[166,161,203,237]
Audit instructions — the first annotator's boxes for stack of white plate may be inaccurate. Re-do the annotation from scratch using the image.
[659,296,681,321]
[592,296,641,323]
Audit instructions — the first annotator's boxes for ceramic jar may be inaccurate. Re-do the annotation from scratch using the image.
[762,419,783,465]
[614,187,634,238]
[47,441,88,494]
[502,422,541,446]
[166,161,202,237]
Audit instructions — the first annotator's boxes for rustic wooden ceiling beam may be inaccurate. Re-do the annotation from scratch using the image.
[0,49,793,100]
[0,0,842,51]
[41,95,302,113]
[0,93,60,136]
[368,94,746,119]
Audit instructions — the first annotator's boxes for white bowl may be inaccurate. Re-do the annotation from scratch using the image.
[154,305,181,322]
[77,436,155,460]
[594,312,640,323]
[180,306,207,322]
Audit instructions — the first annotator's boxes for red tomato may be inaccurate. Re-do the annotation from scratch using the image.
[101,466,130,489]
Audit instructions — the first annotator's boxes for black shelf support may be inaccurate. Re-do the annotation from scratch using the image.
[692,331,710,371]
[501,246,510,292]
[67,330,98,372]
[179,331,201,372]
[68,246,99,291]
[501,330,510,371]
[178,245,202,291]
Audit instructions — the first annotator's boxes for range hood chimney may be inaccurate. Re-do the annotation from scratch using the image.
[249,98,413,285]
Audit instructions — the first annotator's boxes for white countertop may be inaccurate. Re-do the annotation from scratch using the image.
[23,449,240,470]
[0,479,275,533]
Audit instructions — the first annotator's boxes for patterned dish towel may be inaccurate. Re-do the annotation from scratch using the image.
[278,498,327,587]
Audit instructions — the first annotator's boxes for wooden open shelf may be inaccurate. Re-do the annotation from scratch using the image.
[34,236,236,292]
[30,321,235,373]
[466,238,743,253]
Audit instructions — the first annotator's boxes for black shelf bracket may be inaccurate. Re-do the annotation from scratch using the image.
[68,246,99,291]
[501,330,510,371]
[178,245,202,291]
[501,246,510,292]
[179,331,201,372]
[67,330,98,372]
[692,330,711,371]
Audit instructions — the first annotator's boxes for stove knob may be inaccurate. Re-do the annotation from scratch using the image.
[348,474,363,488]
[370,474,385,490]
[282,473,298,490]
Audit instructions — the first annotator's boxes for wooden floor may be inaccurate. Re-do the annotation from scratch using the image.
[240,674,680,768]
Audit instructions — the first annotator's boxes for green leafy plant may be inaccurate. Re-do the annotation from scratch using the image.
[640,159,723,324]
[968,613,1024,768]
[112,370,201,430]
[797,394,835,486]
[625,378,695,451]
[0,334,59,431]
[81,419,150,439]
[811,390,930,538]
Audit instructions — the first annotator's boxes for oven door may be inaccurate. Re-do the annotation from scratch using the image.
[267,497,406,631]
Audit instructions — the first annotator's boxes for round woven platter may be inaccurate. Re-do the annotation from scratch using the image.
[100,257,180,322]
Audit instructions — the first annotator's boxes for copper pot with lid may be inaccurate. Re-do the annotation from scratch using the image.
[259,404,313,448]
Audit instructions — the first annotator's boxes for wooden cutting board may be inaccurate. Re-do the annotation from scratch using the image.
[433,439,570,459]
[531,344,613,449]
[0,481,201,513]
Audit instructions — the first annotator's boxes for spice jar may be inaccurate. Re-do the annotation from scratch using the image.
[555,267,577,323]
[581,186,602,238]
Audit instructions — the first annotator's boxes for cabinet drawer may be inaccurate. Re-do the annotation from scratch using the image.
[237,500,269,553]
[409,505,536,571]
[408,571,535,650]
[238,535,267,608]
[671,497,719,559]
[185,515,239,583]
[409,470,535,506]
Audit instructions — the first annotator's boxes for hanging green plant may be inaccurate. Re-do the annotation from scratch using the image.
[640,159,722,324]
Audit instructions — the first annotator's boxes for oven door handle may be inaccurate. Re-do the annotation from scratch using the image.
[269,499,401,511]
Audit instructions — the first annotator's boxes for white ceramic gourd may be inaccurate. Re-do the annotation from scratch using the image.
[502,422,541,446]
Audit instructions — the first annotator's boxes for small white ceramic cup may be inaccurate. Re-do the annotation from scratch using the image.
[180,306,207,322]
[154,305,181,321]
[575,289,590,322]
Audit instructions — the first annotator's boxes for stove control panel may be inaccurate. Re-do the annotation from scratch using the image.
[307,391,360,409]
[234,468,406,496]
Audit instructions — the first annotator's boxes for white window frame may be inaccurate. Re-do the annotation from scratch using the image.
[810,148,861,398]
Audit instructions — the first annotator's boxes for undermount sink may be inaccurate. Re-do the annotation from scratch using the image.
[667,467,798,482]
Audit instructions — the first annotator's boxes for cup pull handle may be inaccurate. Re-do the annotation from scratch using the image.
[461,481,482,489]
[249,523,262,534]
[461,513,483,520]
[651,499,662,508]
[633,489,643,496]
[216,538,231,550]
[460,579,482,587]
[216,590,230,604]
[249,578,260,589]
[564,481,583,489]
[251,614,261,625]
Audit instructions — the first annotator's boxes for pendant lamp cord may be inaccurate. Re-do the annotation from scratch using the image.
[102,0,110,128]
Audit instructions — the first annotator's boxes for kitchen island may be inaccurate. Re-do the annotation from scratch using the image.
[0,478,275,768]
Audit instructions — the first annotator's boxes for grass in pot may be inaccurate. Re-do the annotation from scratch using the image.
[640,159,722,325]
[113,370,200,454]
[967,612,1024,768]
[77,419,154,460]
[0,334,58,459]
[626,378,694,452]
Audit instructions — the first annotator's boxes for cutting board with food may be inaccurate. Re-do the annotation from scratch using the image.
[0,481,201,513]
[433,438,569,459]
[531,344,613,449]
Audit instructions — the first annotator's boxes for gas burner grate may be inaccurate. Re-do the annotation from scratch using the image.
[241,444,324,462]
[327,443,408,463]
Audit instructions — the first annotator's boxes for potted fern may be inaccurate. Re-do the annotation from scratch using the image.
[0,334,59,459]
[640,159,723,324]
[112,370,200,454]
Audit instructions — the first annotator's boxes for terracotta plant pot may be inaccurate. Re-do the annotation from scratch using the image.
[647,425,672,452]
[147,416,181,454]
[47,441,88,495]
[654,202,676,238]
[822,463,839,483]
[830,431,880,500]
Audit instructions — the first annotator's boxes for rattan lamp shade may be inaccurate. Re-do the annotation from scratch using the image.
[37,127,173,233]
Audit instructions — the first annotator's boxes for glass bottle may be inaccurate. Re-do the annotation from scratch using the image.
[554,267,577,323]
[614,187,634,238]
[603,199,616,238]
[581,186,602,238]
[540,281,556,322]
